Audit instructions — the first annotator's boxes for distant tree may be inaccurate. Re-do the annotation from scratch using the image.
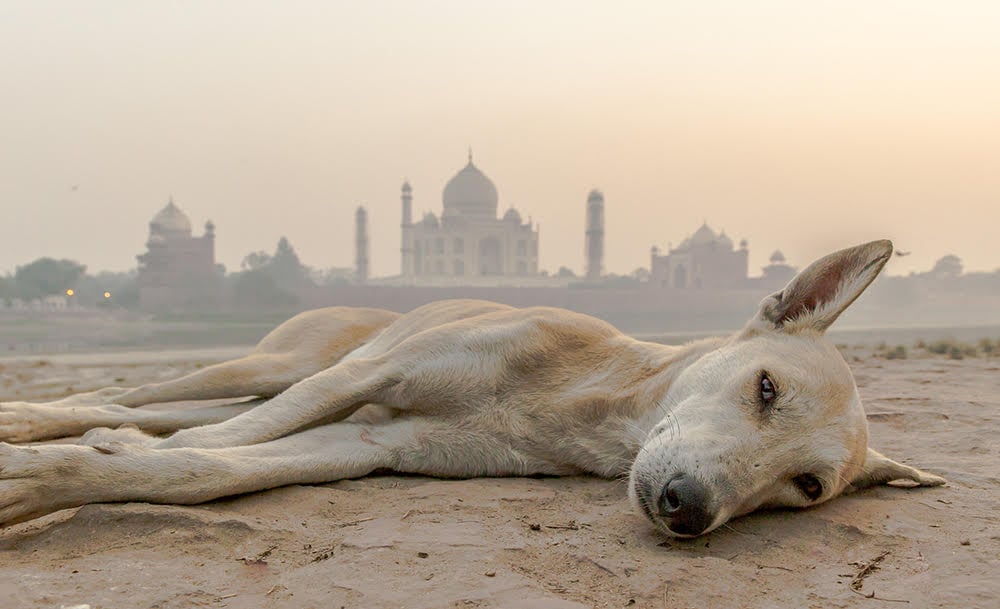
[0,275,15,303]
[312,267,354,286]
[14,258,87,300]
[233,237,313,308]
[240,251,271,271]
[240,238,312,284]
[270,236,308,285]
[931,254,963,278]
[631,267,650,281]
[556,266,577,279]
[79,270,140,309]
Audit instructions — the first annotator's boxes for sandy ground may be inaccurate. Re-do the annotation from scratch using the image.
[0,347,997,609]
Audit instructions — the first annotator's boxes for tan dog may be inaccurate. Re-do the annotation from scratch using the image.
[0,240,944,536]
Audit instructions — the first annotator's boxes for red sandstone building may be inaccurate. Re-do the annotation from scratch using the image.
[136,198,220,310]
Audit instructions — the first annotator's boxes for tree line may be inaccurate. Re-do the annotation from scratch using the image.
[1,245,992,312]
[0,236,354,310]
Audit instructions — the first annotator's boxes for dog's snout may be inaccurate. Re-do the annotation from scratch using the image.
[657,474,714,536]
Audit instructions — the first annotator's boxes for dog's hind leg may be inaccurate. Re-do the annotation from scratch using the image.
[153,356,400,449]
[5,306,400,411]
[0,353,313,443]
[105,352,322,406]
[0,308,401,443]
[3,349,312,411]
[0,420,410,526]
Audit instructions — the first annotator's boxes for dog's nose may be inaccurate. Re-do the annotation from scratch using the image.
[658,474,714,536]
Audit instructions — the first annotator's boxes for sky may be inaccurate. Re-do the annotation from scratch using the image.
[1,1,999,279]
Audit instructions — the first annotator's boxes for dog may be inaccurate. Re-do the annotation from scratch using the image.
[0,239,944,536]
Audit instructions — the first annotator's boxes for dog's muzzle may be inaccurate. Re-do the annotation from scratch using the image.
[656,474,715,536]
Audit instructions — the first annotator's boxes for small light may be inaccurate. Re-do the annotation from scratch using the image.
[66,289,74,296]
[104,292,111,299]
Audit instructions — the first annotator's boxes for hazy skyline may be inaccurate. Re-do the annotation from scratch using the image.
[2,1,999,279]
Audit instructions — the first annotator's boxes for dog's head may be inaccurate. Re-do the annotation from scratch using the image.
[629,239,945,537]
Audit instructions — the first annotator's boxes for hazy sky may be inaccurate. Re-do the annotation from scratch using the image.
[2,1,999,279]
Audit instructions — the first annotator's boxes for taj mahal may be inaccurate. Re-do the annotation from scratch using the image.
[395,152,540,285]
[132,152,800,311]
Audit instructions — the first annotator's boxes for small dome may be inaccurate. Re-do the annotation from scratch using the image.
[587,189,604,203]
[442,153,498,219]
[770,250,786,264]
[502,207,522,224]
[739,239,748,249]
[402,181,412,193]
[204,220,215,233]
[422,212,439,228]
[150,199,192,236]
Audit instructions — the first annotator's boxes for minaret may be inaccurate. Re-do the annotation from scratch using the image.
[585,189,605,280]
[204,220,216,266]
[400,181,413,277]
[355,206,369,283]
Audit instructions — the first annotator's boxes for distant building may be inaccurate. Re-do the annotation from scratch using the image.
[399,152,539,282]
[650,223,749,289]
[584,189,605,280]
[758,249,797,290]
[2,295,73,312]
[136,198,219,310]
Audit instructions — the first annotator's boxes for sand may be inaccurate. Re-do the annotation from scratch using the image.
[0,347,997,609]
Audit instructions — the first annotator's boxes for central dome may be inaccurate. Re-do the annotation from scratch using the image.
[150,198,192,236]
[690,222,717,245]
[442,153,498,219]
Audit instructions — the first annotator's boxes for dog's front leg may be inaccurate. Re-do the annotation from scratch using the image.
[153,357,398,449]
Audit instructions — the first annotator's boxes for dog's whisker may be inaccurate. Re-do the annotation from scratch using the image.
[719,522,751,537]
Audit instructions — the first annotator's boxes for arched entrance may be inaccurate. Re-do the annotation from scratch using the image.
[674,264,687,289]
[479,238,502,275]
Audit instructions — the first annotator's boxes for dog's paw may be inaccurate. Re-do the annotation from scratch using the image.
[0,402,76,443]
[0,442,87,526]
[912,470,947,487]
[80,425,157,447]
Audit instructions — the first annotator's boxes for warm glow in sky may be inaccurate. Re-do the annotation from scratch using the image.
[1,1,998,278]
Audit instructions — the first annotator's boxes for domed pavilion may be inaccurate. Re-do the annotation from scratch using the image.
[400,152,538,281]
[136,197,219,309]
[649,222,749,289]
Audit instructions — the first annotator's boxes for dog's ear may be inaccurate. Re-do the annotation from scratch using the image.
[751,239,893,334]
[845,448,946,492]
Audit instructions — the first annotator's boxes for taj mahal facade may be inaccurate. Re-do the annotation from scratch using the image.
[397,153,540,284]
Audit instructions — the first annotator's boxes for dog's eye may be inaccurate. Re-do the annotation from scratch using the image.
[759,373,777,406]
[793,473,823,501]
